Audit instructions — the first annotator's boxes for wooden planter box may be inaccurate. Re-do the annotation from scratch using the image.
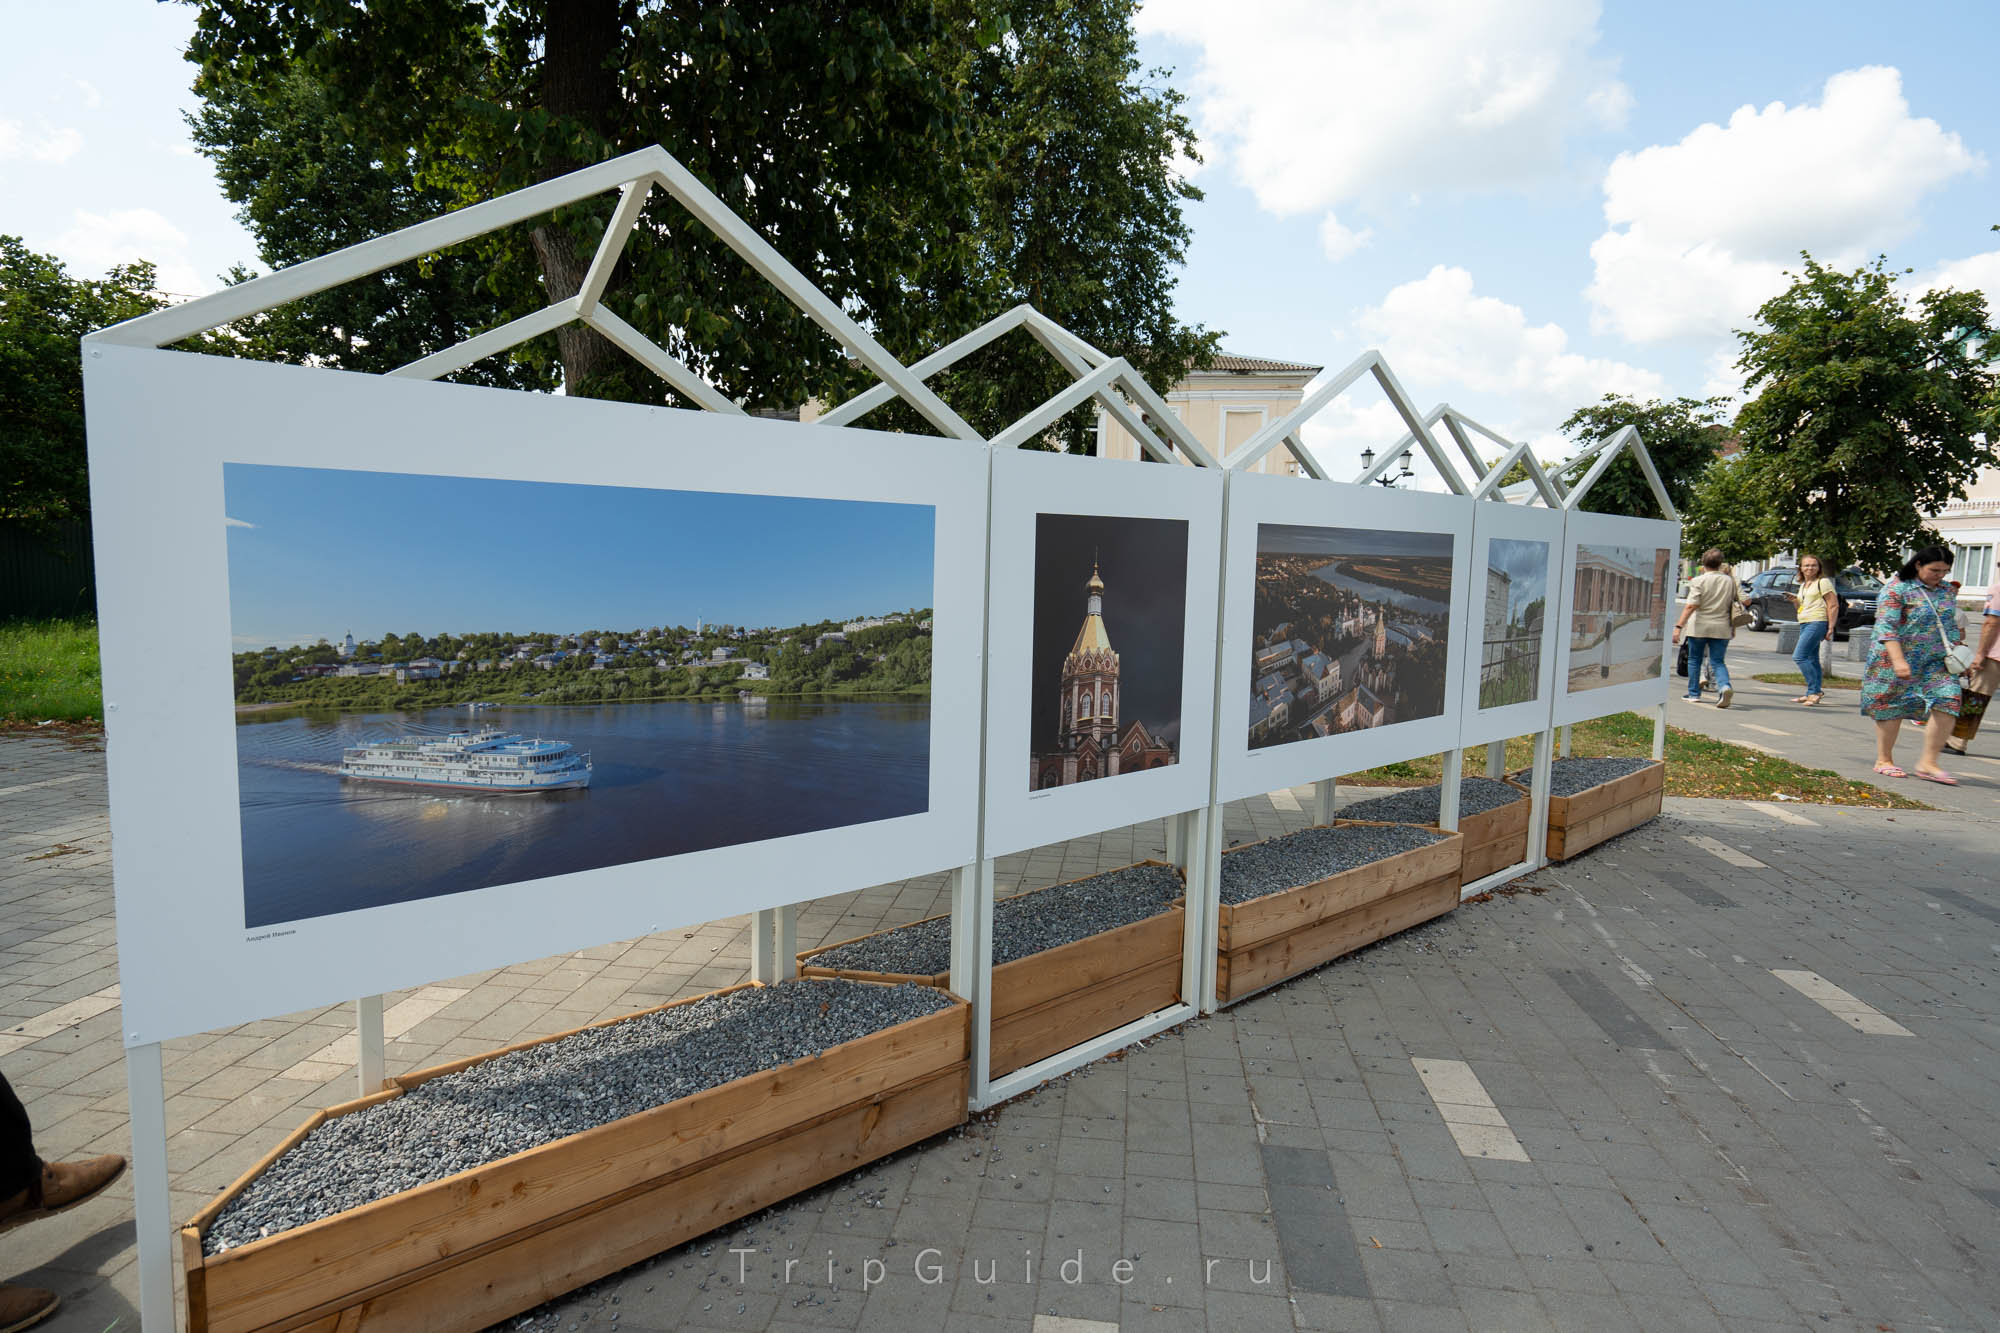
[799,861,1185,1078]
[1461,783,1531,883]
[1544,760,1665,862]
[1217,822,1463,1005]
[182,982,969,1333]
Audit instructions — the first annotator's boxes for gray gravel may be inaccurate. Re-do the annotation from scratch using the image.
[1515,755,1656,797]
[1340,777,1525,825]
[1220,823,1448,905]
[805,862,1184,976]
[203,978,955,1255]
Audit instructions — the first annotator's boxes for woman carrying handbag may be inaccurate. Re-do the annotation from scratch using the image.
[1860,545,1965,784]
[1671,548,1744,708]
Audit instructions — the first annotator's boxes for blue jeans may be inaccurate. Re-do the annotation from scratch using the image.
[1792,620,1830,694]
[1686,637,1730,696]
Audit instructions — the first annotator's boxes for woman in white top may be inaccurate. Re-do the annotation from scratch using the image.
[1672,548,1743,708]
[1787,555,1839,705]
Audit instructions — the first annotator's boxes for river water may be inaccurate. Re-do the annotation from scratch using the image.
[234,698,930,927]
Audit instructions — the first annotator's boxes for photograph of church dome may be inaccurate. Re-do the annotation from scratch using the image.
[1250,523,1453,749]
[1029,513,1189,790]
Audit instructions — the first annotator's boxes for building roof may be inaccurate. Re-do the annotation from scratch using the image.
[1199,354,1323,375]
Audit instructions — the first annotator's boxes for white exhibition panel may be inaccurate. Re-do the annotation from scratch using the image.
[983,449,1222,858]
[86,345,986,1045]
[1551,509,1681,727]
[1457,501,1566,749]
[1215,471,1476,804]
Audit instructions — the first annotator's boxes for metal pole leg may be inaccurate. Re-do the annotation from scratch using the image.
[1559,724,1572,758]
[751,908,776,984]
[1312,778,1337,825]
[124,1042,175,1332]
[1438,749,1463,830]
[776,904,798,980]
[1486,739,1506,780]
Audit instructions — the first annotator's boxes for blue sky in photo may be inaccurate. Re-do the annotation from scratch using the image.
[6,3,1996,477]
[223,465,934,649]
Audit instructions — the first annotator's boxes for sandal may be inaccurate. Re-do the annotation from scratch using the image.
[1790,694,1811,703]
[1873,763,1907,779]
[1802,694,1822,706]
[1914,769,1960,786]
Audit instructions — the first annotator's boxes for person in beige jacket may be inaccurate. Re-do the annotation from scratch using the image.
[1671,548,1742,708]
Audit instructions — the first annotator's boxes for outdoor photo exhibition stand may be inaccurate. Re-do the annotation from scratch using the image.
[79,143,1683,1329]
[816,303,1226,1107]
[84,145,1009,1333]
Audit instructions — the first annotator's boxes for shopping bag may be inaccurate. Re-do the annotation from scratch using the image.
[1953,689,1990,744]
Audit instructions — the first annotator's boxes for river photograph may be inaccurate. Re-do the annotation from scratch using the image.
[223,462,937,926]
[235,698,929,927]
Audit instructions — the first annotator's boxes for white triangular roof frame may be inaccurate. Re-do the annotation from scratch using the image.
[83,146,986,443]
[1225,350,1466,492]
[816,303,1222,469]
[1558,424,1679,519]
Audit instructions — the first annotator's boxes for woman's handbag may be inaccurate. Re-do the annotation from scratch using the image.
[1930,592,1976,675]
[1729,600,1753,629]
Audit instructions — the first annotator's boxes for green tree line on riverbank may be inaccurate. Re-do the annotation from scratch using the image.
[231,615,932,709]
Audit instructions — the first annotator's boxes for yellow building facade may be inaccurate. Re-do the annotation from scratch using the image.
[1094,354,1322,474]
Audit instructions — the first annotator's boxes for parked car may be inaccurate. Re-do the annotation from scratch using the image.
[1741,566,1880,640]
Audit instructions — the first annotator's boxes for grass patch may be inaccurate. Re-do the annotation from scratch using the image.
[1751,671,1863,690]
[0,618,102,723]
[1348,709,1925,809]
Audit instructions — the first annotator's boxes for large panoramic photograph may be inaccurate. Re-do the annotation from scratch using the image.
[1479,537,1549,709]
[1028,513,1188,790]
[226,464,937,927]
[1250,523,1452,749]
[1567,543,1671,692]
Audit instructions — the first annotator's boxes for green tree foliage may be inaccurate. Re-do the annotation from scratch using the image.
[184,1,1212,422]
[1680,456,1780,566]
[0,239,168,528]
[1557,394,1731,518]
[188,71,551,389]
[1730,254,1998,572]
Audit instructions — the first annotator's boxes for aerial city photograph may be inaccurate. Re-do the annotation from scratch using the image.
[1028,512,1188,789]
[1479,537,1550,708]
[1249,523,1454,748]
[1567,542,1673,691]
[225,462,938,926]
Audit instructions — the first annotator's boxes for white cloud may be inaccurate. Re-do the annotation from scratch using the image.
[1138,0,1628,216]
[225,517,256,529]
[1302,265,1666,478]
[1913,248,2000,307]
[55,207,203,295]
[0,119,82,163]
[1587,67,1984,342]
[1316,211,1372,262]
[75,79,101,110]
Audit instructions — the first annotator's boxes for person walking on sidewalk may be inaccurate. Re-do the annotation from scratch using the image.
[1861,545,1963,785]
[0,1071,126,1330]
[1788,554,1840,704]
[1946,579,2000,756]
[1672,548,1742,708]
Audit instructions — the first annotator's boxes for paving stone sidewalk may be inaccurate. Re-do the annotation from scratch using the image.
[3,729,1998,1331]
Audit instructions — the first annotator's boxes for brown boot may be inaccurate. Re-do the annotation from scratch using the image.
[0,1284,58,1333]
[0,1155,125,1234]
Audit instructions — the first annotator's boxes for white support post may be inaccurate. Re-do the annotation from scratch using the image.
[356,994,385,1094]
[1313,778,1337,826]
[1173,808,1210,1019]
[1486,740,1507,780]
[1527,729,1555,872]
[1437,750,1463,831]
[949,858,995,1106]
[775,904,798,981]
[1559,724,1572,758]
[1652,702,1667,761]
[750,908,777,984]
[124,1043,174,1332]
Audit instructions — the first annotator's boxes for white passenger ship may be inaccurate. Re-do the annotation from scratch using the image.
[339,729,592,792]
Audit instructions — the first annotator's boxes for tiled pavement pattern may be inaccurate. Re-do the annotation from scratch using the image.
[3,730,1999,1331]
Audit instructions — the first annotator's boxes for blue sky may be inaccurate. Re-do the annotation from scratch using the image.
[7,3,1996,477]
[223,465,934,649]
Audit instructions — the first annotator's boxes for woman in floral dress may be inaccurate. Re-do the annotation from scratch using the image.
[1861,545,1963,784]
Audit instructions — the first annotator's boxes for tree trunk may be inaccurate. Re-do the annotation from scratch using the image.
[530,0,624,395]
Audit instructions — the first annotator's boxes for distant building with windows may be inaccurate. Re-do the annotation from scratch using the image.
[1094,354,1323,475]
